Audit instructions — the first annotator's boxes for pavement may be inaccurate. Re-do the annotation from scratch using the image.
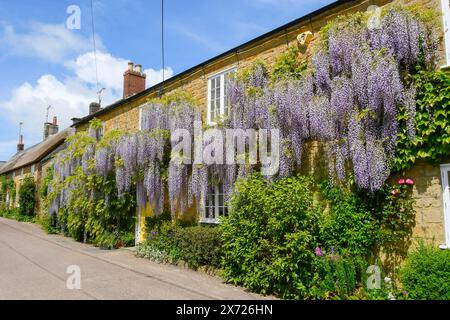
[0,217,271,300]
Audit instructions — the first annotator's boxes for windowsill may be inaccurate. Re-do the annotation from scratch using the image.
[440,65,450,71]
[199,218,220,225]
[439,244,450,250]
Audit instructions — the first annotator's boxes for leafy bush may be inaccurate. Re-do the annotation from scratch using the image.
[18,176,36,216]
[310,251,365,300]
[175,226,222,269]
[400,244,450,300]
[137,219,222,270]
[318,181,379,257]
[220,174,416,299]
[136,243,170,264]
[220,174,320,299]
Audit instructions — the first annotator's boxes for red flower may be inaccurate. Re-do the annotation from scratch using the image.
[315,247,324,257]
[398,179,406,185]
[406,179,414,186]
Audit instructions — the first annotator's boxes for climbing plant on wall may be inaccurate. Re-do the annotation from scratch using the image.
[46,121,136,248]
[394,70,450,171]
[223,4,439,191]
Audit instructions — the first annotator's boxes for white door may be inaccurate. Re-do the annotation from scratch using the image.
[440,165,450,248]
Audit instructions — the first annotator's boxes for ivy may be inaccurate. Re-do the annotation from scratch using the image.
[271,45,308,82]
[394,70,450,171]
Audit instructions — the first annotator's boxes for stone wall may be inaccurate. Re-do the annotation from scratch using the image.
[406,161,447,245]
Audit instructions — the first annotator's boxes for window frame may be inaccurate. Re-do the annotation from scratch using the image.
[201,183,228,224]
[207,67,237,125]
[138,105,143,131]
[440,164,450,249]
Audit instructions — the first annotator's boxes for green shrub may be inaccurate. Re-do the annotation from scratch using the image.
[400,244,450,300]
[175,226,222,269]
[318,181,379,257]
[138,219,222,270]
[310,252,365,300]
[18,176,36,216]
[136,242,170,263]
[220,174,320,299]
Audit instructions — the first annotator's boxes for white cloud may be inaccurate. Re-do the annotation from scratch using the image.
[0,51,173,151]
[66,52,174,90]
[144,67,174,87]
[65,51,129,92]
[0,75,94,144]
[0,21,172,157]
[0,22,103,63]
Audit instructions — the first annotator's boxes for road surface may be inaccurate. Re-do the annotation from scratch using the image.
[0,217,268,300]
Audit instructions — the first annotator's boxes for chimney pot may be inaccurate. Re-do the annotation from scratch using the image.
[89,102,101,115]
[135,64,142,73]
[17,135,24,152]
[123,62,146,98]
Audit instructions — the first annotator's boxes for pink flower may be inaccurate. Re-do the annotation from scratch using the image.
[315,247,324,257]
[391,190,399,197]
[406,179,414,186]
[398,179,406,185]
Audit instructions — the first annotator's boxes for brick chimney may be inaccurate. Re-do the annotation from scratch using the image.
[123,62,146,98]
[17,135,24,152]
[43,116,59,140]
[89,102,101,115]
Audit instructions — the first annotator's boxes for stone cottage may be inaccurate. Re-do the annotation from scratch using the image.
[0,118,75,215]
[67,0,450,247]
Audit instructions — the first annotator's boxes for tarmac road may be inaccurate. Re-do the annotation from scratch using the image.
[0,217,269,300]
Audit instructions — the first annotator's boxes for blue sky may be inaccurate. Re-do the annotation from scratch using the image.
[0,0,334,160]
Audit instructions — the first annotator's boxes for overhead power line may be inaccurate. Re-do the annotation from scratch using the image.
[90,0,100,100]
[160,0,165,96]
